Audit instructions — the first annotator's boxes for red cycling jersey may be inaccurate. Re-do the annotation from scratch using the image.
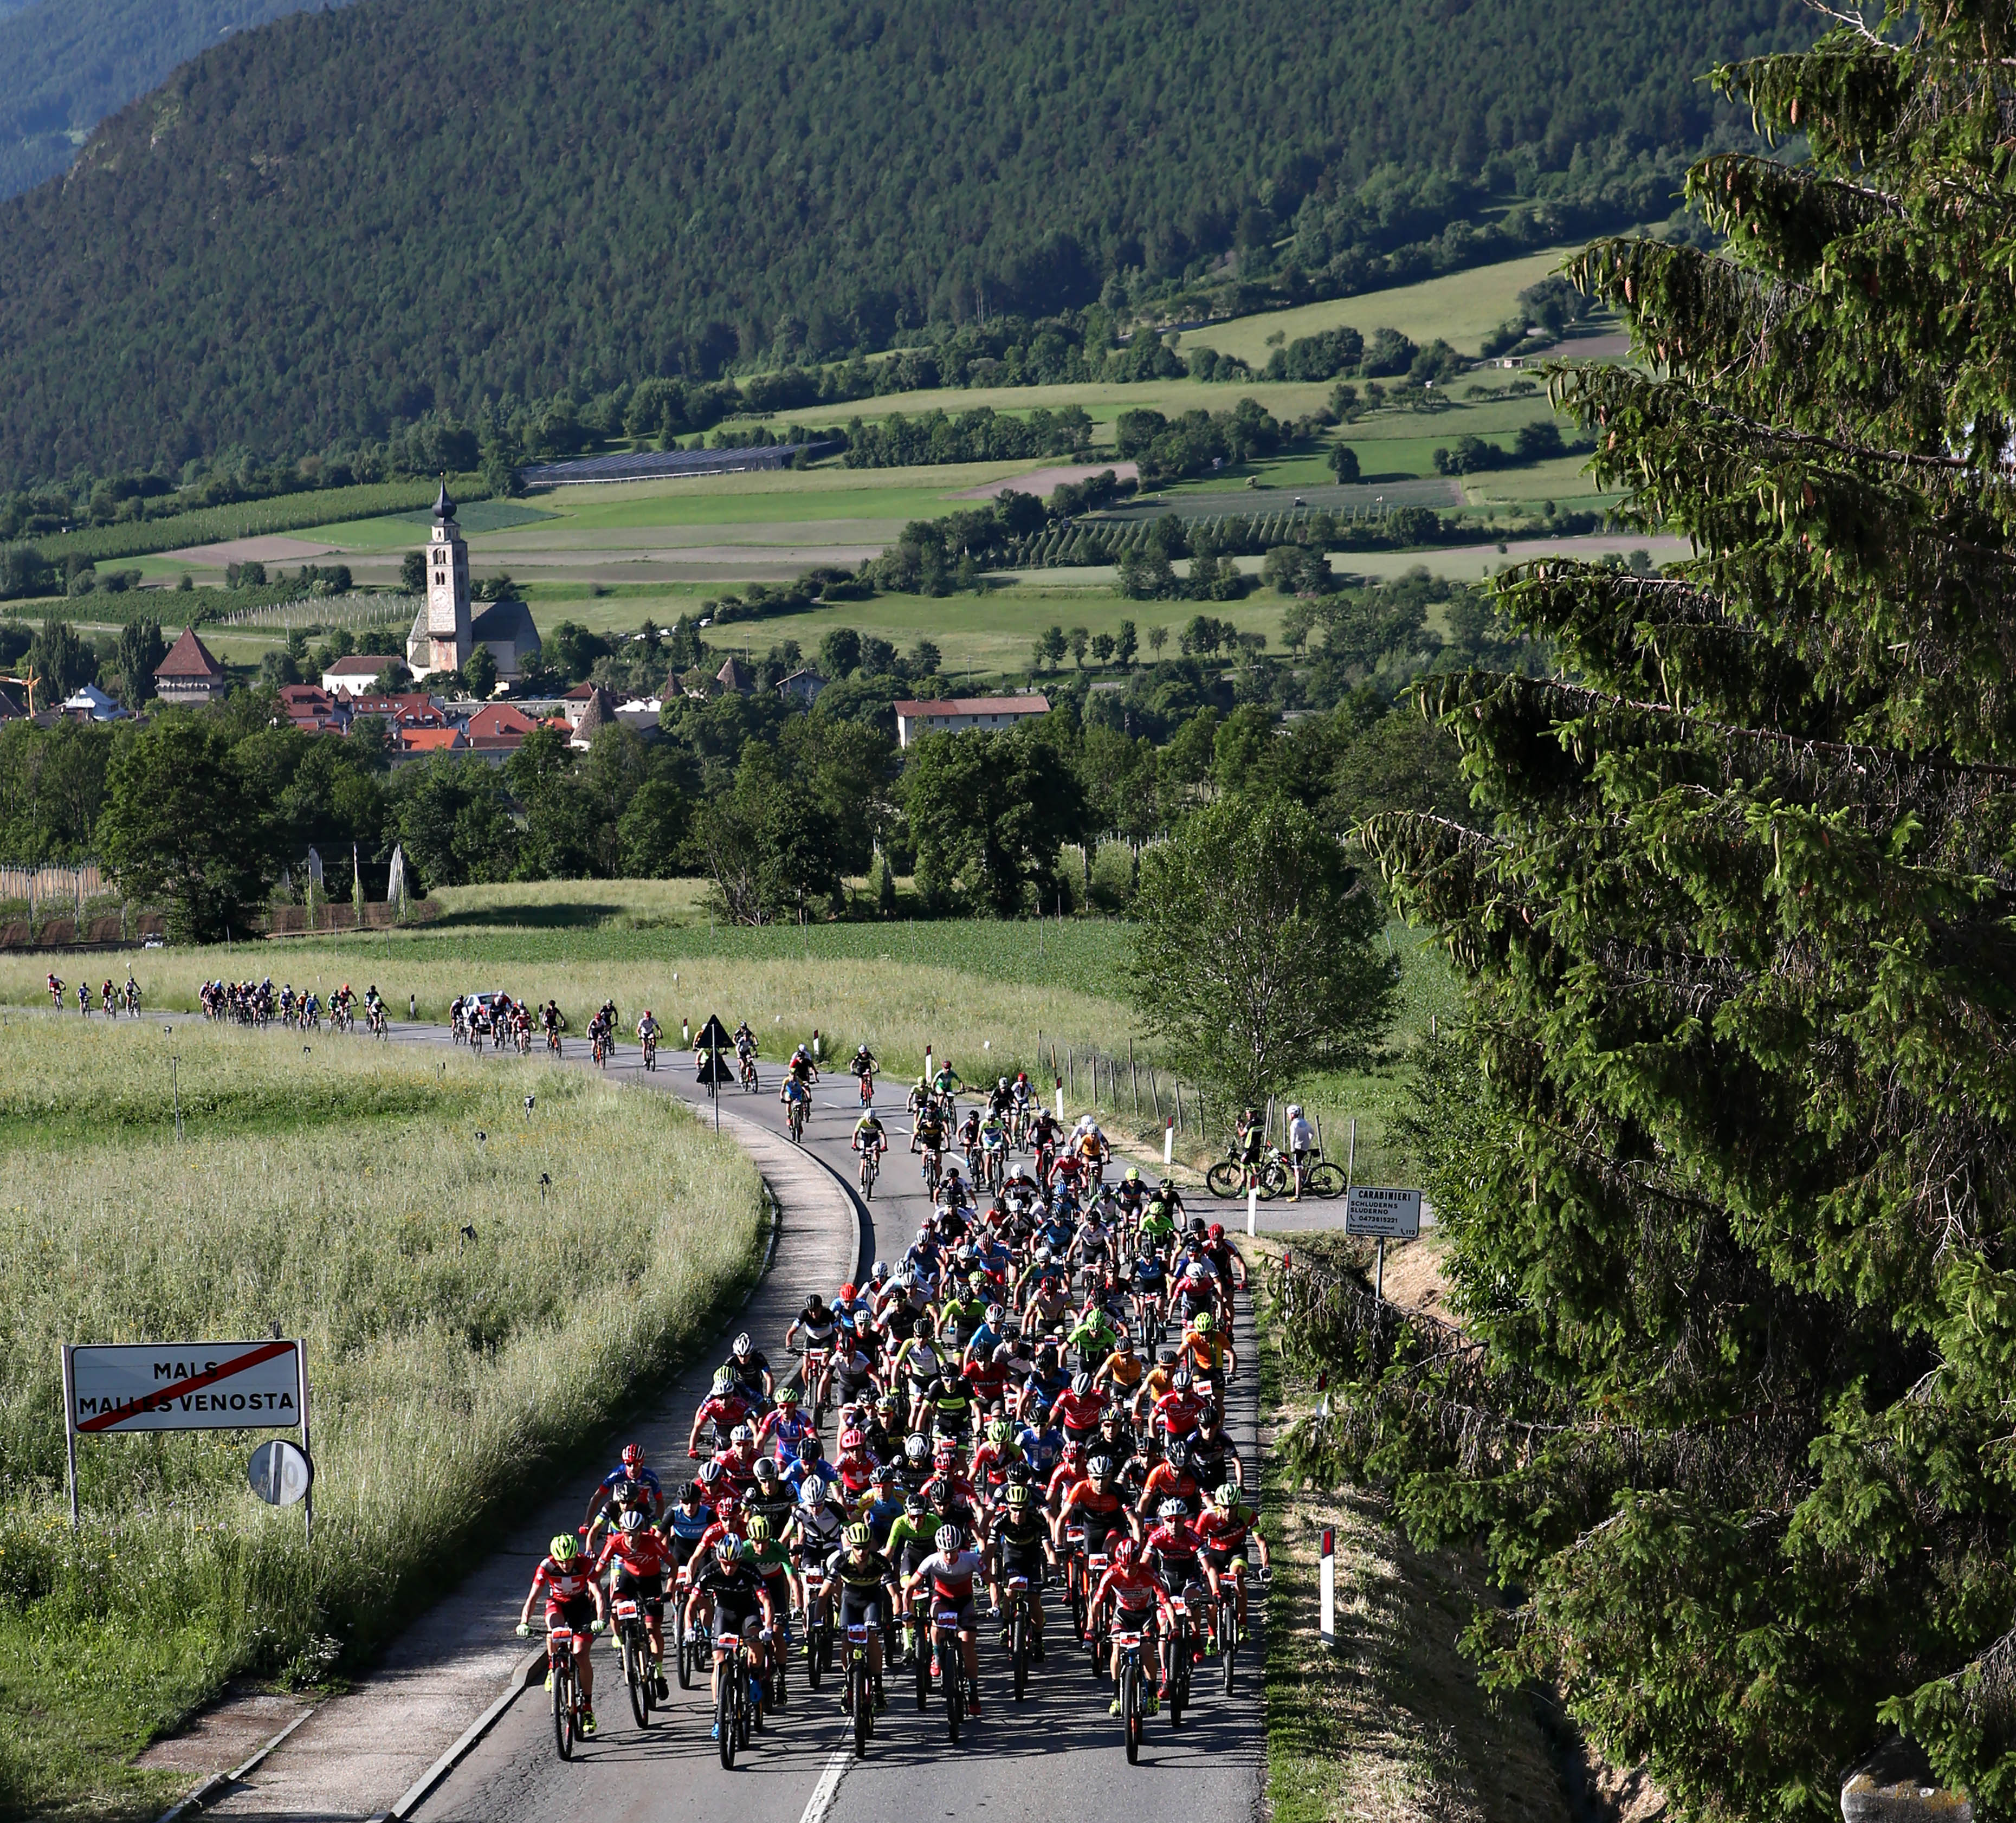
[1059,1479,1126,1528]
[1152,1388,1205,1434]
[1046,1458,1085,1505]
[1091,1560,1169,1616]
[1194,1504,1256,1555]
[694,1516,747,1560]
[712,1444,760,1492]
[835,1453,878,1498]
[1143,1516,1202,1575]
[693,1391,753,1436]
[596,1527,675,1580]
[962,1355,1010,1404]
[1053,1387,1109,1431]
[915,1548,983,1601]
[531,1552,597,1607]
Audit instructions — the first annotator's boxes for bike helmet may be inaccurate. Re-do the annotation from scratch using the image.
[729,1423,754,1447]
[798,1483,828,1511]
[904,1434,929,1465]
[1113,1537,1139,1567]
[697,1460,725,1487]
[905,1491,926,1515]
[681,1481,705,1504]
[1004,1481,1031,1509]
[798,1434,823,1461]
[1087,1454,1113,1481]
[745,1516,771,1543]
[1071,1371,1093,1397]
[1168,1442,1192,1469]
[1171,1369,1193,1392]
[1158,1348,1179,1368]
[717,1535,744,1563]
[732,1333,753,1358]
[935,1524,962,1554]
[931,1478,958,1508]
[986,1302,1006,1324]
[712,1366,735,1393]
[841,1426,865,1453]
[1207,1222,1225,1240]
[876,1391,899,1413]
[872,1259,890,1279]
[621,1442,645,1467]
[1126,1167,1141,1183]
[715,1492,740,1518]
[839,1282,858,1302]
[619,1508,649,1534]
[1213,1484,1238,1509]
[1194,1311,1216,1333]
[550,1534,580,1562]
[844,1522,873,1550]
[754,1458,779,1483]
[986,1418,1011,1444]
[1158,1497,1186,1522]
[778,1385,801,1407]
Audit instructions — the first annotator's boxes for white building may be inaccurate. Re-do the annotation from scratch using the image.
[893,694,1051,748]
[321,656,403,697]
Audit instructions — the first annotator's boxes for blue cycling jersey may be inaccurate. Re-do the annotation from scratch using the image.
[600,1464,664,1500]
[667,1502,715,1542]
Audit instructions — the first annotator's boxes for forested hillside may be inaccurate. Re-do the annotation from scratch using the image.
[0,0,1810,487]
[0,0,329,198]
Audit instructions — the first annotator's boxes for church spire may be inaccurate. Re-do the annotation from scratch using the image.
[433,476,455,524]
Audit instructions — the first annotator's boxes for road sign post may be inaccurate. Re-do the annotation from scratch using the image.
[63,1339,311,1537]
[1319,1527,1335,1650]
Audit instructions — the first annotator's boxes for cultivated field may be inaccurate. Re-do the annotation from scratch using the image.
[0,1017,763,1819]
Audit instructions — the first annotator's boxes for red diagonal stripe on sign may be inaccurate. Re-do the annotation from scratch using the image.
[78,1340,296,1432]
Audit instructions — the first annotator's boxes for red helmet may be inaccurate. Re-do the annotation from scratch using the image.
[841,1427,865,1452]
[1113,1537,1139,1567]
[714,1492,740,1518]
[621,1443,644,1466]
[839,1282,858,1301]
[1207,1223,1225,1240]
[934,1438,958,1464]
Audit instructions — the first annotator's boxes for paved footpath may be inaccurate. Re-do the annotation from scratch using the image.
[149,1020,1263,1823]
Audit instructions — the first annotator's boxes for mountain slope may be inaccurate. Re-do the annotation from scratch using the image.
[0,0,1811,487]
[0,0,334,199]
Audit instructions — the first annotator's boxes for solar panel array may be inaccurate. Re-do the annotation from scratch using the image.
[520,441,837,487]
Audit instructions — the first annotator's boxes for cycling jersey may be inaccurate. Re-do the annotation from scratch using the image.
[853,1118,886,1148]
[598,1463,664,1510]
[1140,1462,1201,1514]
[1195,1503,1258,1557]
[883,1515,936,1575]
[759,1408,817,1456]
[1091,1560,1168,1617]
[596,1526,674,1582]
[728,1350,772,1398]
[794,1303,838,1347]
[826,1546,896,1594]
[894,1339,944,1382]
[913,1547,982,1603]
[1100,1350,1147,1393]
[861,1496,906,1550]
[690,1559,769,1622]
[1145,1516,1204,1585]
[993,1510,1049,1566]
[786,1456,842,1502]
[693,1391,753,1437]
[1182,1331,1232,1376]
[792,1501,848,1557]
[1053,1387,1108,1433]
[1058,1480,1128,1543]
[1153,1388,1205,1437]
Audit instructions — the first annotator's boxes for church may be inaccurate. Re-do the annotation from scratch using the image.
[405,483,541,683]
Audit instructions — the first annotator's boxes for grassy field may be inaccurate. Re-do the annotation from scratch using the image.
[1185,244,1589,366]
[0,1017,763,1820]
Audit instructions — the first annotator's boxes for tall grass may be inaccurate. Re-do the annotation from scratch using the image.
[0,1021,763,1820]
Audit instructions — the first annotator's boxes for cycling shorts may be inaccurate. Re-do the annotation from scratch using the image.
[611,1566,668,1612]
[546,1594,597,1633]
[710,1594,760,1637]
[1199,1546,1247,1575]
[1077,1512,1128,1552]
[997,1544,1045,1582]
[838,1588,886,1630]
[926,1595,978,1631]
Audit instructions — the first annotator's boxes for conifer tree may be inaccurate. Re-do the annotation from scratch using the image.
[1352,4,2016,1814]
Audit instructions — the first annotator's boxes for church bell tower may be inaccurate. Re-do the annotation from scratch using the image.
[424,481,472,675]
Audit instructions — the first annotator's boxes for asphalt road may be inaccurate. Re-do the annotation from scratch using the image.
[413,1043,1265,1823]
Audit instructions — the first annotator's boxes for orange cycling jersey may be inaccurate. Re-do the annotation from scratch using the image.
[1181,1331,1231,1375]
[1101,1350,1146,1392]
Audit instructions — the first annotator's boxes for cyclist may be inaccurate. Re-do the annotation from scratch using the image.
[596,1507,675,1698]
[1094,1332,1148,1404]
[780,1071,812,1135]
[787,1433,843,1505]
[46,972,63,1010]
[852,1108,888,1187]
[746,1455,799,1541]
[850,1043,880,1104]
[787,1043,819,1089]
[586,1441,664,1529]
[636,1008,661,1069]
[785,1295,838,1405]
[681,1535,776,1741]
[743,1515,799,1664]
[1139,1440,1203,1518]
[665,1479,718,1575]
[516,1533,607,1736]
[987,1479,1052,1658]
[894,1315,946,1432]
[902,1522,984,1718]
[911,1100,947,1186]
[826,1521,897,1712]
[1091,1537,1171,1716]
[689,1366,754,1458]
[883,1491,936,1663]
[930,1058,964,1118]
[1180,1308,1236,1402]
[1190,1401,1242,1494]
[728,1331,776,1408]
[1283,1102,1317,1197]
[1196,1483,1268,1639]
[977,1108,1010,1190]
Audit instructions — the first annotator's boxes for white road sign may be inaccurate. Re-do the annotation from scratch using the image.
[68,1340,303,1434]
[248,1439,314,1506]
[1344,1186,1423,1240]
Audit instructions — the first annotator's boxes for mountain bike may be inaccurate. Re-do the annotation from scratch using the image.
[858,1147,881,1201]
[921,1146,942,1197]
[1113,1618,1152,1763]
[1165,1587,1194,1728]
[802,1562,832,1688]
[982,1142,1006,1195]
[545,1620,589,1761]
[1216,1559,1265,1695]
[926,1604,968,1743]
[740,1049,759,1092]
[714,1626,760,1768]
[612,1592,654,1728]
[676,1581,707,1691]
[844,1618,876,1757]
[787,1094,808,1144]
[642,1032,658,1072]
[1004,1569,1038,1701]
[1083,1547,1113,1678]
[592,1031,609,1068]
[857,1069,875,1108]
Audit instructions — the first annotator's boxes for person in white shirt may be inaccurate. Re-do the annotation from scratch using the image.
[1284,1104,1316,1199]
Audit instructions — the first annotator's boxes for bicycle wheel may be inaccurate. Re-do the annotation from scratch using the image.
[1169,1624,1187,1728]
[716,1673,735,1769]
[853,1661,870,1759]
[1011,1609,1028,1702]
[944,1645,961,1744]
[553,1661,574,1761]
[1205,1161,1243,1199]
[677,1628,694,1691]
[625,1630,649,1728]
[1222,1599,1239,1695]
[1306,1160,1346,1199]
[1121,1662,1140,1763]
[1258,1160,1288,1201]
[805,1622,823,1691]
[915,1629,931,1710]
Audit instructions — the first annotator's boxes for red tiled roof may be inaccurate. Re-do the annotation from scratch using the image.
[466,704,538,741]
[398,728,465,752]
[154,626,223,680]
[894,695,1050,716]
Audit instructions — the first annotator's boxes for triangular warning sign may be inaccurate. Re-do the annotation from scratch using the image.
[695,1014,734,1052]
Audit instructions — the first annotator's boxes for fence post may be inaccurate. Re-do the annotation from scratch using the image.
[1149,1071,1162,1124]
[1130,1040,1138,1115]
[1174,1077,1184,1133]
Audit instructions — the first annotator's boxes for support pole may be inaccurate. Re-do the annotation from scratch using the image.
[1164,1117,1174,1166]
[1130,1041,1138,1115]
[1375,1237,1386,1302]
[299,1344,313,1544]
[1319,1528,1335,1650]
[61,1344,77,1530]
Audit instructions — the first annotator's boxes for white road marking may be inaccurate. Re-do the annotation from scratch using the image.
[797,1740,855,1823]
